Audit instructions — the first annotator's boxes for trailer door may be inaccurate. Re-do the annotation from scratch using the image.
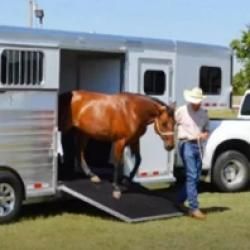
[128,58,175,184]
[0,47,59,197]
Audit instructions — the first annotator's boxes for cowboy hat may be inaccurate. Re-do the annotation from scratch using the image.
[184,87,206,104]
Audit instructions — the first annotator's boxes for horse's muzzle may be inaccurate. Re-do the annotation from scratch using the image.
[165,144,174,151]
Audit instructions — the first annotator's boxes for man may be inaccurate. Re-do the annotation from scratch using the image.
[175,87,209,220]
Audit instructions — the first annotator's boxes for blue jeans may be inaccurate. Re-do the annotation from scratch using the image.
[177,141,202,211]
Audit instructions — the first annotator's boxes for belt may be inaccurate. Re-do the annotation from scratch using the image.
[179,138,198,144]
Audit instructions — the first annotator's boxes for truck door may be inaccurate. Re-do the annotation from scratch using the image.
[129,58,175,184]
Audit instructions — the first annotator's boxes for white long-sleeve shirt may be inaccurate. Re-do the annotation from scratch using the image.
[175,104,209,140]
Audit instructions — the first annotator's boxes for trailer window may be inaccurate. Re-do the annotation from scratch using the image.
[1,50,44,86]
[144,70,166,95]
[199,66,221,95]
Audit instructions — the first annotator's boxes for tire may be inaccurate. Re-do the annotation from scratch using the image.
[0,171,23,224]
[212,150,250,192]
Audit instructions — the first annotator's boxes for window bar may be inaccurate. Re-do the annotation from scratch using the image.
[6,50,10,84]
[19,51,22,85]
[0,53,1,84]
[36,51,39,85]
[9,50,13,85]
[39,52,43,84]
[12,50,16,84]
[30,51,34,84]
[24,51,28,84]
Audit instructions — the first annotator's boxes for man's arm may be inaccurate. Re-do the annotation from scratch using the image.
[198,110,209,141]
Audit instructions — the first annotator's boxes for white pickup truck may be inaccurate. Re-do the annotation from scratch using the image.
[202,90,250,192]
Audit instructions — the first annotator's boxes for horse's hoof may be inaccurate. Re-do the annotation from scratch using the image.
[112,190,122,199]
[90,175,101,183]
[120,185,128,192]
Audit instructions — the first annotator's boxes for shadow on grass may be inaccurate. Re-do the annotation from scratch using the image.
[201,206,230,214]
[20,199,114,222]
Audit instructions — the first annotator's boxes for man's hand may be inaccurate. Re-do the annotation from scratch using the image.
[197,132,209,141]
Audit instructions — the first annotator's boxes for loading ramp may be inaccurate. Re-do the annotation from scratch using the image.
[57,178,183,223]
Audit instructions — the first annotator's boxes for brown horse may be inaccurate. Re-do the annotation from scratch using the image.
[58,90,175,199]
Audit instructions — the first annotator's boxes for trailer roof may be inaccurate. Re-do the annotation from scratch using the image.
[0,25,231,56]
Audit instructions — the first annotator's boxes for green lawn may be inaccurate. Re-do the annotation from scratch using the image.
[208,108,238,119]
[1,185,250,250]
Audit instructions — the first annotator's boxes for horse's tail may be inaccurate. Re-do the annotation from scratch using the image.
[58,91,73,132]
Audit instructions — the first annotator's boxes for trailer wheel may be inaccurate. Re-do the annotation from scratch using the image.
[0,171,23,224]
[212,150,250,192]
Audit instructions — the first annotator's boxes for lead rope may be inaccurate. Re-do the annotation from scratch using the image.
[197,138,203,160]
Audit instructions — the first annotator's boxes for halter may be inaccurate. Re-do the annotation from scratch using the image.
[154,118,175,137]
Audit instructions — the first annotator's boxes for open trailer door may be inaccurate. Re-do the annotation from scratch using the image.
[131,58,175,185]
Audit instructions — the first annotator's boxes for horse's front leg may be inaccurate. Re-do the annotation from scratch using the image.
[112,139,126,199]
[76,133,101,183]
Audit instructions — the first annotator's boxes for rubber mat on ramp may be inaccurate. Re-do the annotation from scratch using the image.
[58,178,183,223]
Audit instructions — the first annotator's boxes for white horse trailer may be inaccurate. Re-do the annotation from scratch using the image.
[0,25,232,223]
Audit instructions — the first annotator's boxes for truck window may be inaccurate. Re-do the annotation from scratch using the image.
[144,70,166,95]
[241,94,250,115]
[199,66,221,95]
[1,50,44,86]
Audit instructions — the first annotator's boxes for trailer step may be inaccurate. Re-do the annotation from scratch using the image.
[57,178,182,223]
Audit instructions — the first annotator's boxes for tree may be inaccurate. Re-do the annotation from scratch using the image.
[230,26,250,95]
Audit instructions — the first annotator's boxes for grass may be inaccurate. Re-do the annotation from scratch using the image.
[208,108,238,119]
[1,184,250,250]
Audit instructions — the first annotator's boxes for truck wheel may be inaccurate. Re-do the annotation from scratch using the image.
[212,150,250,192]
[0,171,23,224]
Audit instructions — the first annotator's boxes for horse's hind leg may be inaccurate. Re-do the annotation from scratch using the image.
[112,139,126,199]
[75,132,101,183]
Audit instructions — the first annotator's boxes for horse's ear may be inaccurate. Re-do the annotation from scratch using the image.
[169,101,176,110]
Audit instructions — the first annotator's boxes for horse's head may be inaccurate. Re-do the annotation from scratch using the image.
[154,103,176,151]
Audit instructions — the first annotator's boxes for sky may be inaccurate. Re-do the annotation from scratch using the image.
[0,0,249,71]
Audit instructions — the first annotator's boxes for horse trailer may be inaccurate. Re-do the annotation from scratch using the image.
[0,25,232,223]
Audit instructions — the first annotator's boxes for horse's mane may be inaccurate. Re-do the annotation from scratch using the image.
[149,96,175,117]
[121,92,174,117]
[148,96,168,107]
